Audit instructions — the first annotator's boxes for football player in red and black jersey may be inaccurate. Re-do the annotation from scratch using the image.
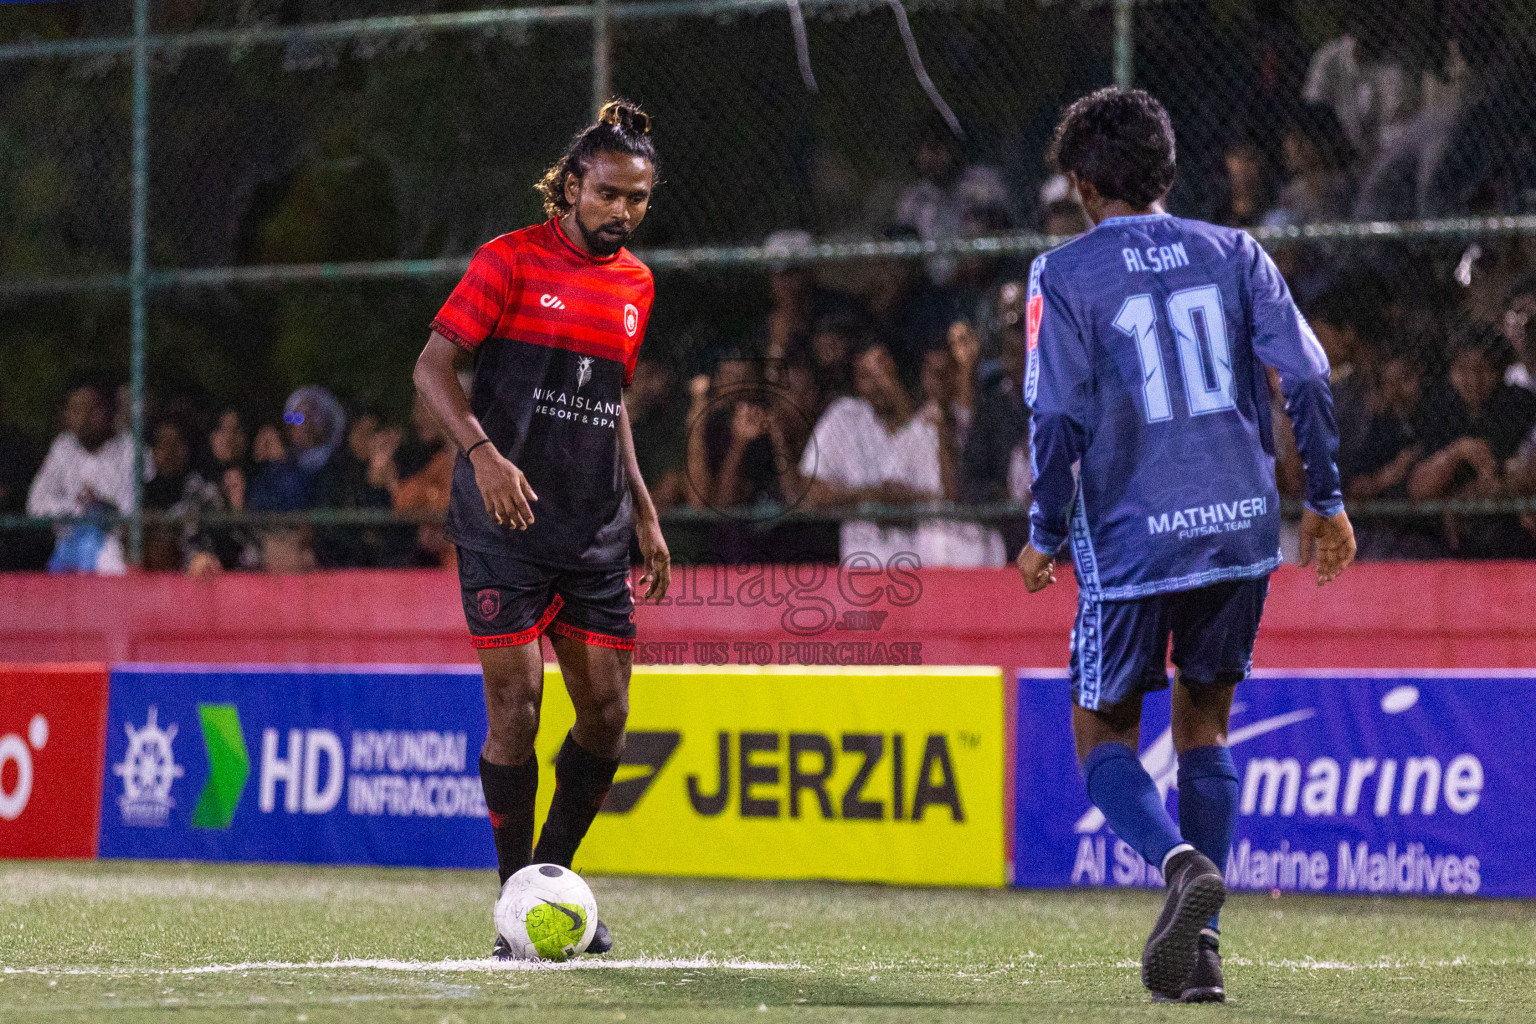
[413,99,670,958]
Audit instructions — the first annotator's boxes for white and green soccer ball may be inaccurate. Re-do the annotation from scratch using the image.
[494,863,598,961]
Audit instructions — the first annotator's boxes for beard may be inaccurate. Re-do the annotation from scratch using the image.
[576,211,632,257]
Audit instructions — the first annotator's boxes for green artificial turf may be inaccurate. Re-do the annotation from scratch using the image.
[1,860,1532,1022]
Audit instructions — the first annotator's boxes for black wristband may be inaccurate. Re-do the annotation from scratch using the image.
[466,438,493,458]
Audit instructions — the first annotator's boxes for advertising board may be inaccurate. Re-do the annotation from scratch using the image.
[100,665,1007,885]
[0,663,110,859]
[1015,672,1530,897]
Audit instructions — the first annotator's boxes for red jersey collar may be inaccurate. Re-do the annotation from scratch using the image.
[550,217,623,265]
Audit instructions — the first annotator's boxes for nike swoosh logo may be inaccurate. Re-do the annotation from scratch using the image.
[543,900,583,931]
[1073,706,1318,834]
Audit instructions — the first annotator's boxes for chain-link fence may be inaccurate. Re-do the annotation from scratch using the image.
[3,0,1536,569]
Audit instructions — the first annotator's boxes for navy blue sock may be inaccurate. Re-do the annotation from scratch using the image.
[1178,744,1239,932]
[1082,742,1184,871]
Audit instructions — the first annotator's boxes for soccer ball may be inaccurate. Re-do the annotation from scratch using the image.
[493,863,598,960]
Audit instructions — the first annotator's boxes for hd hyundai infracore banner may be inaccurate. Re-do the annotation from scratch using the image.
[1014,672,1532,898]
[98,664,1008,886]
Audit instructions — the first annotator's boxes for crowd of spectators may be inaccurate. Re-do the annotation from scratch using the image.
[7,20,1536,571]
[9,380,459,574]
[21,233,1536,574]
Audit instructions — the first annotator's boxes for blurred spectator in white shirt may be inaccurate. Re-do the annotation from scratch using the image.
[26,382,137,574]
[1303,26,1417,162]
[799,343,915,566]
[883,330,1006,567]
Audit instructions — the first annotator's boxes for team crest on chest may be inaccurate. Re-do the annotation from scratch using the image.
[576,356,593,391]
[623,303,639,338]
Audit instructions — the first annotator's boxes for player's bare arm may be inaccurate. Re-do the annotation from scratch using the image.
[412,332,538,529]
[618,400,670,602]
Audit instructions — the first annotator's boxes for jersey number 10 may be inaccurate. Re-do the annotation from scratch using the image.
[1112,285,1236,423]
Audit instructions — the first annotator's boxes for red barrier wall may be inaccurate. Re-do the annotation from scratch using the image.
[0,562,1531,668]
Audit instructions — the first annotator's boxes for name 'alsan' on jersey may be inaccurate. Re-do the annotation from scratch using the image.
[1025,213,1343,601]
[431,219,654,568]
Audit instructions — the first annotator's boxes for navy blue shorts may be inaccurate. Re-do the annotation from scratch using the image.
[1070,576,1269,711]
[458,547,635,651]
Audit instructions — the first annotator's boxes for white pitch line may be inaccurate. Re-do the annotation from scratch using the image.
[4,957,803,977]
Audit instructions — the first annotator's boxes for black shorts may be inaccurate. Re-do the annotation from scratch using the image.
[457,547,635,651]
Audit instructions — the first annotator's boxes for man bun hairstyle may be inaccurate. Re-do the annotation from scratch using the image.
[1048,87,1176,208]
[536,98,658,219]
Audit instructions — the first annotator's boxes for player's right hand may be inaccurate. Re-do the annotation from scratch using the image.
[1298,507,1356,586]
[469,443,538,530]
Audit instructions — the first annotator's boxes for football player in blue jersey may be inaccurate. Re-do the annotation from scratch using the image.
[1016,88,1356,1002]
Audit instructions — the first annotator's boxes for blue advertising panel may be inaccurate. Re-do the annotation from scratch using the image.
[99,665,495,867]
[1015,672,1533,898]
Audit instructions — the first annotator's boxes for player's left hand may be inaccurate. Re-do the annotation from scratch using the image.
[1016,543,1056,594]
[636,516,671,602]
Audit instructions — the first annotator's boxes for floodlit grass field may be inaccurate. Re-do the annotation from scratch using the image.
[2,861,1533,1022]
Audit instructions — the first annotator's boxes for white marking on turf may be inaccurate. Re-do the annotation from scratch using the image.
[181,957,802,974]
[5,957,802,977]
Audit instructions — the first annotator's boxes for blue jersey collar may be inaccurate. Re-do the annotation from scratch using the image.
[1096,212,1173,227]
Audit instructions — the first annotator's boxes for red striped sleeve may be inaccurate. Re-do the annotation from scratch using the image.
[429,240,516,352]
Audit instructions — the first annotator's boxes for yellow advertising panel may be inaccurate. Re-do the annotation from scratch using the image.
[533,665,1006,887]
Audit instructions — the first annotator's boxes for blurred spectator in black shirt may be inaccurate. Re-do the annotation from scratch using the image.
[1340,351,1442,558]
[200,408,250,507]
[806,313,861,402]
[1304,277,1387,464]
[947,206,1026,353]
[142,416,221,572]
[753,231,859,369]
[315,407,410,568]
[1409,326,1536,556]
[686,356,781,513]
[625,358,688,513]
[195,408,254,570]
[1214,138,1275,228]
[394,392,449,481]
[863,225,959,377]
[961,281,1032,557]
[1041,199,1089,238]
[1267,102,1356,227]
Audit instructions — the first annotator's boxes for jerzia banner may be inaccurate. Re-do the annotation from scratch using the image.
[1014,672,1532,898]
[96,664,1008,885]
[562,666,1007,886]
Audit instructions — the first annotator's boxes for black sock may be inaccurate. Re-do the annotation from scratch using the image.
[533,732,620,869]
[480,753,538,886]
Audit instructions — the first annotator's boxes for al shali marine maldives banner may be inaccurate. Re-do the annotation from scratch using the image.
[100,665,1006,886]
[1014,672,1531,897]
